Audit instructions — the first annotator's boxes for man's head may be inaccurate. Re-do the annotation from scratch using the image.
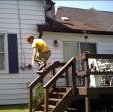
[27,36,34,44]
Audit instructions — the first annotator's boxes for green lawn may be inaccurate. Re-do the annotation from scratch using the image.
[0,104,29,112]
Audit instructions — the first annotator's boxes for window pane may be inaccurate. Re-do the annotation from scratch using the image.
[0,35,4,52]
[80,42,96,53]
[0,34,5,70]
[0,53,5,70]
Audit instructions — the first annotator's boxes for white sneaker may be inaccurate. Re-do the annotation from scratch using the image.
[38,63,45,70]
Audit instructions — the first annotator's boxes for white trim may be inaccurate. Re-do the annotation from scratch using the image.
[0,32,8,73]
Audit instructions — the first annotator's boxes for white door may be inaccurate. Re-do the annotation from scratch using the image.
[63,41,79,86]
[63,41,79,61]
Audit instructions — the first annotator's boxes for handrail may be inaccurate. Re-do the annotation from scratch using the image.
[44,57,75,88]
[75,52,113,112]
[28,62,54,89]
[28,61,65,112]
[28,61,65,89]
[85,53,113,59]
[76,52,113,61]
[43,57,75,112]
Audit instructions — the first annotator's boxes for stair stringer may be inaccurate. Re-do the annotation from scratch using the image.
[51,87,75,112]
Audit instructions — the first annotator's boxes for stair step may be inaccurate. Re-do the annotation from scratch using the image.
[55,87,67,91]
[42,104,56,109]
[35,111,44,112]
[52,92,66,95]
[66,107,78,111]
[49,105,56,109]
[49,98,61,102]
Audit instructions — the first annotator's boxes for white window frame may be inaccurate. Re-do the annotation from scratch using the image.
[0,32,8,73]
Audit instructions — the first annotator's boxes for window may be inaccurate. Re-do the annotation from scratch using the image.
[0,33,8,72]
[0,34,5,70]
[0,33,19,73]
[76,42,97,70]
[80,42,97,54]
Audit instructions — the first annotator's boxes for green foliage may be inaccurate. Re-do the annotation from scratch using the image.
[33,83,44,106]
[0,105,28,112]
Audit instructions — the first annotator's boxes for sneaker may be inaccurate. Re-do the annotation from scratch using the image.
[37,67,47,73]
[38,63,45,71]
[38,62,46,71]
[37,70,44,74]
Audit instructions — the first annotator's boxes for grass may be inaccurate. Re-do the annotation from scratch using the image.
[0,104,29,112]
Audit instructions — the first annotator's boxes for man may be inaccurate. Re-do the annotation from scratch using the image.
[27,34,51,72]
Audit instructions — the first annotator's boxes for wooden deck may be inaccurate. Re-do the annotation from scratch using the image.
[75,52,113,112]
[78,86,113,95]
[28,53,113,112]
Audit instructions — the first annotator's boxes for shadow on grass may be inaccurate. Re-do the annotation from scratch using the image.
[0,104,28,110]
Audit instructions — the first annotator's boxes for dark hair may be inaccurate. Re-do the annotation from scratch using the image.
[38,30,43,39]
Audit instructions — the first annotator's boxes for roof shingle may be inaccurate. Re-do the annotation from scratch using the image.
[56,7,113,32]
[38,6,113,34]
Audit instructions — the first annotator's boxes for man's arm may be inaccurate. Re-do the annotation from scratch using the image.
[32,48,37,65]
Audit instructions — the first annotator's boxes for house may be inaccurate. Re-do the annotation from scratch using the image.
[28,6,113,112]
[38,6,113,87]
[0,0,56,105]
[1,0,113,106]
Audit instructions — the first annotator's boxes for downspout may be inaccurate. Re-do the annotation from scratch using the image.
[17,0,26,70]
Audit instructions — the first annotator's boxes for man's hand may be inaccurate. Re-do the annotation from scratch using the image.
[31,61,35,67]
[27,64,32,69]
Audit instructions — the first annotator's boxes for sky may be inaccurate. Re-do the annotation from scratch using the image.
[53,0,113,12]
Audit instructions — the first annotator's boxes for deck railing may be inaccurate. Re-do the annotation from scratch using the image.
[75,52,113,112]
[28,52,113,112]
[43,57,76,112]
[28,61,65,112]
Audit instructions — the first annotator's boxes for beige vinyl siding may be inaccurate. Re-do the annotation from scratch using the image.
[0,0,45,105]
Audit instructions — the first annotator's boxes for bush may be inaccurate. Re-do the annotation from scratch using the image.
[33,83,44,106]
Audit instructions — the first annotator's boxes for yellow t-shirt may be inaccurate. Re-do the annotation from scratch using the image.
[32,39,49,52]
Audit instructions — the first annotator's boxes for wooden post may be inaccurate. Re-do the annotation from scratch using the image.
[52,67,55,76]
[72,58,76,92]
[84,58,90,112]
[85,96,90,112]
[52,67,56,88]
[44,88,49,112]
[29,88,33,112]
[66,70,69,87]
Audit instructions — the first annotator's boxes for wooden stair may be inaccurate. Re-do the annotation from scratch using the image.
[28,53,113,112]
[28,58,76,112]
[35,87,74,112]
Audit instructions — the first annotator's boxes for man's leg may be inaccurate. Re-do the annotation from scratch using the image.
[37,51,51,71]
[34,55,44,71]
[38,63,45,70]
